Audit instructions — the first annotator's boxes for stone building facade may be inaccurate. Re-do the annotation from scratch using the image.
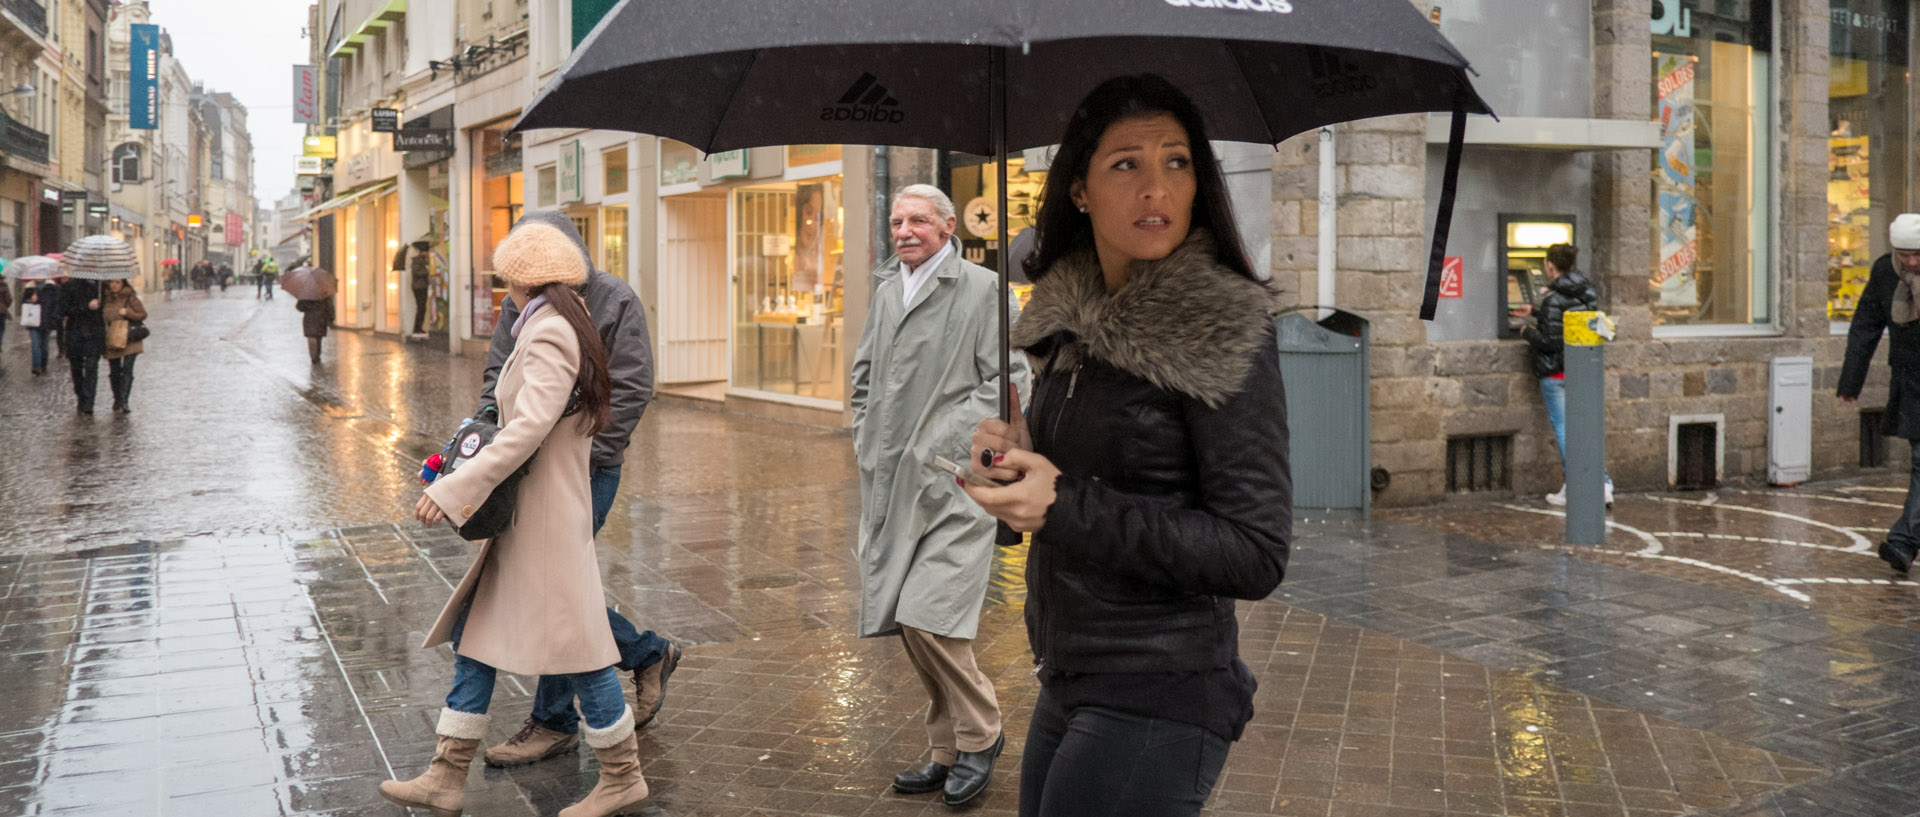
[1272,0,1916,506]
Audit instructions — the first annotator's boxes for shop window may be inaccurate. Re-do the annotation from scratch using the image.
[945,153,1046,305]
[1827,0,1909,325]
[473,125,523,336]
[604,146,628,196]
[1649,0,1773,330]
[731,177,845,403]
[601,205,627,280]
[536,164,557,208]
[111,143,141,184]
[660,139,699,186]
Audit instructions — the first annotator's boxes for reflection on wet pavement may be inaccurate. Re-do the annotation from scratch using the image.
[0,294,1915,816]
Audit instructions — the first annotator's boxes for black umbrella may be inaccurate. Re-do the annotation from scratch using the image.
[517,0,1492,416]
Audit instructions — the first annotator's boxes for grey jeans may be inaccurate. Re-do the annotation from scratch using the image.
[1890,440,1920,552]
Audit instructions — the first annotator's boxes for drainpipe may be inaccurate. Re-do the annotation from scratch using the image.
[1317,127,1337,318]
[872,145,891,267]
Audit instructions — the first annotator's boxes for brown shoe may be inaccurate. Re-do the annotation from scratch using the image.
[559,708,649,817]
[632,641,683,727]
[377,709,486,817]
[484,717,581,767]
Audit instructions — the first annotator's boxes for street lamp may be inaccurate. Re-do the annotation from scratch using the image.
[1,84,34,98]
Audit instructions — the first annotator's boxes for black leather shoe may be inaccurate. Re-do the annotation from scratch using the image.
[891,761,950,794]
[942,733,1004,806]
[1879,541,1915,574]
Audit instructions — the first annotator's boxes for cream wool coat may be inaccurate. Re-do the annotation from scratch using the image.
[421,306,619,676]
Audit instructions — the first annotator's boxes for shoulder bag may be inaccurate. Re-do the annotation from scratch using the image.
[20,303,40,329]
[106,319,130,350]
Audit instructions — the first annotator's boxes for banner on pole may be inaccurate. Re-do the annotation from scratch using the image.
[129,24,160,130]
[292,65,319,125]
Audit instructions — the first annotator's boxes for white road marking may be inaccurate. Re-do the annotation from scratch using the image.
[1775,577,1919,587]
[1651,531,1863,556]
[1497,505,1812,602]
[1726,488,1901,510]
[1648,497,1875,553]
[1499,504,1664,555]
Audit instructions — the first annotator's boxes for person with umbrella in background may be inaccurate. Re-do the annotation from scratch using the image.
[962,75,1291,817]
[0,268,11,358]
[101,277,148,413]
[20,264,61,376]
[59,272,107,415]
[281,264,338,364]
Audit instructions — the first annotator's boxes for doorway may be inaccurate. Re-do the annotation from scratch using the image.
[659,194,728,384]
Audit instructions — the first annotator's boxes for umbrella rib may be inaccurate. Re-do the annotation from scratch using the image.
[1221,42,1280,145]
[705,50,764,152]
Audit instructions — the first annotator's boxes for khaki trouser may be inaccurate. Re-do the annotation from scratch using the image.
[900,625,1002,765]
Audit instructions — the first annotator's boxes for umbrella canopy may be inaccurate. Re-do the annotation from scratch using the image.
[7,255,62,281]
[278,265,337,301]
[61,235,138,280]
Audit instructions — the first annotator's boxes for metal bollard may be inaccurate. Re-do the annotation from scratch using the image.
[1562,310,1614,545]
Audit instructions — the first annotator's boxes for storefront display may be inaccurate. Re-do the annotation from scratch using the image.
[1648,0,1772,328]
[731,175,845,402]
[472,124,523,336]
[947,155,1043,306]
[1826,0,1908,323]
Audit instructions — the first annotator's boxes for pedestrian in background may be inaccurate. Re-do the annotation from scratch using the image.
[59,277,106,416]
[1840,213,1920,574]
[1510,243,1612,506]
[24,278,59,375]
[217,263,233,292]
[296,294,332,364]
[962,74,1291,817]
[409,240,432,338]
[475,211,682,771]
[102,278,147,414]
[385,220,650,817]
[850,184,1030,807]
[0,276,11,358]
[257,256,278,299]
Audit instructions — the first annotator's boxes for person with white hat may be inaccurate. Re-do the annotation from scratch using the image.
[1839,213,1920,573]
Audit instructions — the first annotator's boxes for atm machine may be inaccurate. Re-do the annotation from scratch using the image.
[1498,214,1576,339]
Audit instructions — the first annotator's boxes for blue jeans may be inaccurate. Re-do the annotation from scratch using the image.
[29,327,51,371]
[529,465,672,733]
[1539,378,1610,484]
[445,608,626,728]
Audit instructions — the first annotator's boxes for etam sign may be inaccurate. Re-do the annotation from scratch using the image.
[1164,0,1295,13]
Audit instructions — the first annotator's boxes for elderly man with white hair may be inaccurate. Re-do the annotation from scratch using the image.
[1841,213,1920,574]
[851,184,1031,807]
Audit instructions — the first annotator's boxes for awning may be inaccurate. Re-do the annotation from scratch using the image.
[110,204,145,226]
[295,180,397,223]
[329,0,407,58]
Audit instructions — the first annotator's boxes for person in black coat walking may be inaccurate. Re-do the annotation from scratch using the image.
[1840,213,1920,573]
[1510,243,1611,506]
[59,277,107,415]
[297,296,333,364]
[961,75,1291,817]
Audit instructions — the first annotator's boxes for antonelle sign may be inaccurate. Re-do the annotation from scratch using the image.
[394,129,455,152]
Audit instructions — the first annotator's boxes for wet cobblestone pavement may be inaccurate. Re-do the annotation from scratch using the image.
[0,293,1916,816]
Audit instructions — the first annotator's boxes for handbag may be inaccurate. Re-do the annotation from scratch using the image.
[433,409,534,541]
[128,320,150,343]
[20,303,40,329]
[106,319,130,350]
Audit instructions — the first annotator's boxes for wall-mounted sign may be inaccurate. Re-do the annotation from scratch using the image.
[292,65,319,125]
[394,128,454,152]
[187,214,203,227]
[303,135,337,158]
[786,144,841,169]
[87,203,109,218]
[130,24,159,130]
[226,212,244,246]
[295,156,325,175]
[558,140,583,203]
[1439,256,1463,299]
[371,108,400,132]
[708,149,748,179]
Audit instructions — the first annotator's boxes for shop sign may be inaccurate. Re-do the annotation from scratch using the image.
[558,140,583,203]
[371,108,400,132]
[42,188,62,203]
[786,144,840,170]
[1830,2,1909,65]
[1653,53,1700,307]
[130,24,160,130]
[394,128,454,152]
[1650,0,1692,37]
[304,135,338,158]
[226,212,243,246]
[87,203,108,218]
[292,65,319,124]
[485,146,523,179]
[188,214,203,228]
[1439,257,1463,299]
[295,156,325,176]
[708,149,748,179]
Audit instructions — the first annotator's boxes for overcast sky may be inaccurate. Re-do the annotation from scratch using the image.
[150,0,313,205]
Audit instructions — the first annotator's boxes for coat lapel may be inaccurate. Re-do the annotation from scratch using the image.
[897,239,962,327]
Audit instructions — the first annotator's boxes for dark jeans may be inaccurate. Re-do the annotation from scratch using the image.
[1889,440,1920,555]
[412,292,428,333]
[447,606,624,726]
[68,350,101,410]
[29,327,51,370]
[529,464,672,733]
[109,355,138,405]
[1019,688,1230,817]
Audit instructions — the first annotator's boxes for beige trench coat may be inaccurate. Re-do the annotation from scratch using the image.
[421,306,618,676]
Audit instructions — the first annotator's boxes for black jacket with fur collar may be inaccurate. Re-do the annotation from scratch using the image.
[1014,231,1291,676]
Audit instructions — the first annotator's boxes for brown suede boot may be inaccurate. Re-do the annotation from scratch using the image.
[484,717,580,767]
[633,641,683,727]
[559,708,648,817]
[378,709,487,817]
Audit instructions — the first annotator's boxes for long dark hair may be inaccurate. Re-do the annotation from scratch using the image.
[1024,74,1257,283]
[533,282,612,436]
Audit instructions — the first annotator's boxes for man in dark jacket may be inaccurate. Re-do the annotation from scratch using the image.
[59,277,107,415]
[1511,243,1611,506]
[1840,213,1920,573]
[472,210,682,767]
[407,240,432,338]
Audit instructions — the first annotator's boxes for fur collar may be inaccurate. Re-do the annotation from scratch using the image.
[1013,231,1274,408]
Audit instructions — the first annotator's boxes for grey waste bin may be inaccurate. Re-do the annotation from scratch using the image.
[1275,308,1370,517]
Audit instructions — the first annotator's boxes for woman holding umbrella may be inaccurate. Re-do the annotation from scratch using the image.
[282,265,337,364]
[102,278,148,413]
[961,75,1291,817]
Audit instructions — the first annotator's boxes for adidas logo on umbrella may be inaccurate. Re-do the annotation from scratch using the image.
[821,73,905,123]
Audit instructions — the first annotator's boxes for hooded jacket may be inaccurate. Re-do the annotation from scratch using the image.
[480,210,655,470]
[1520,269,1600,379]
[1013,230,1291,675]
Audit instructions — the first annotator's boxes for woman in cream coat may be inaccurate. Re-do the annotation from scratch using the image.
[378,220,648,817]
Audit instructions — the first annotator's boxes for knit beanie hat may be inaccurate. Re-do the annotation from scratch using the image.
[494,222,587,289]
[1891,214,1920,251]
